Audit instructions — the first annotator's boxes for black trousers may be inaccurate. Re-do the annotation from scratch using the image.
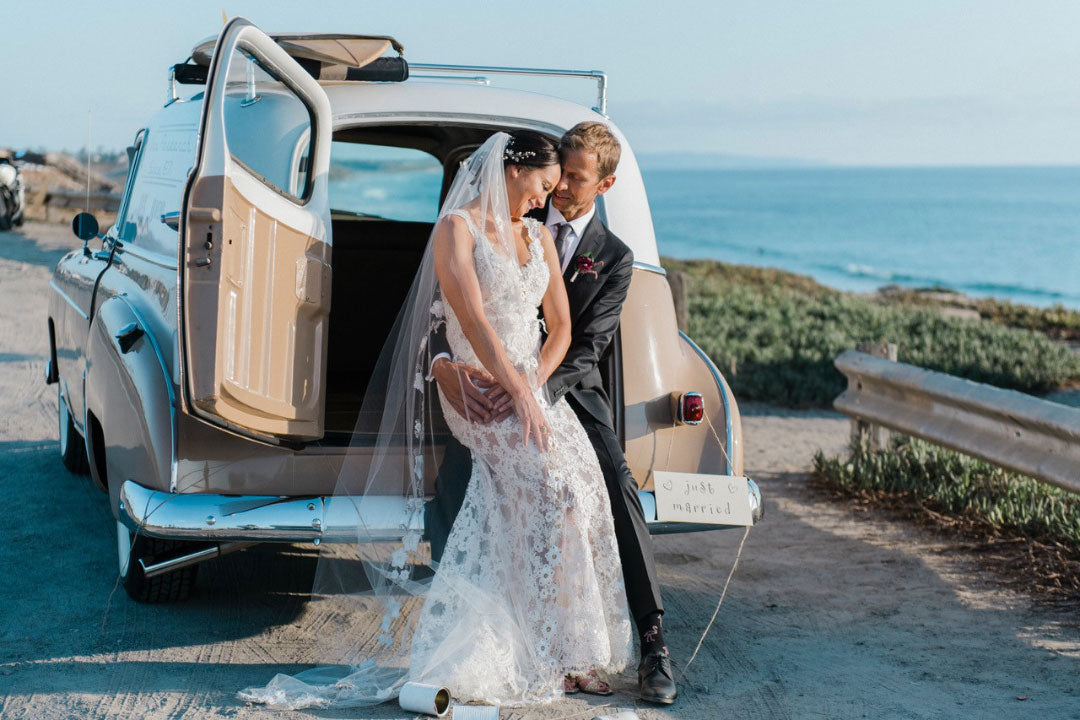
[423,395,663,623]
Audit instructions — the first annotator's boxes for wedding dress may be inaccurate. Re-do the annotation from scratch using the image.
[406,209,633,704]
[239,131,630,710]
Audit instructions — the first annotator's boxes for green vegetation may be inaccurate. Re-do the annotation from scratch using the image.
[666,258,1080,407]
[813,438,1080,547]
[877,285,1080,344]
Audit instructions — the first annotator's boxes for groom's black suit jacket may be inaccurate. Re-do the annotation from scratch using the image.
[430,202,634,428]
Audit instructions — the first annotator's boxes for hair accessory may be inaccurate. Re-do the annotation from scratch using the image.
[503,148,537,163]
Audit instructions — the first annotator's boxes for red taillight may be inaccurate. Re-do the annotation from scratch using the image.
[680,392,704,424]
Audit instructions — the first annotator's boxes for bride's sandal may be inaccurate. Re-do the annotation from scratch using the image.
[571,669,613,696]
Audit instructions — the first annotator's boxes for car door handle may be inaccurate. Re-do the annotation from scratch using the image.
[160,211,180,230]
[188,207,221,223]
[115,322,144,354]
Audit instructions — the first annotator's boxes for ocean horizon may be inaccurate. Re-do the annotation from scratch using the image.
[328,149,1080,310]
[642,165,1080,309]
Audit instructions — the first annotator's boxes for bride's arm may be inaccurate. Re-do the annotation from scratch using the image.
[534,224,571,387]
[433,215,549,448]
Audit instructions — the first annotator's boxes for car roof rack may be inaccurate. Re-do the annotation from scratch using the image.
[167,33,607,115]
[168,32,409,103]
[409,63,607,115]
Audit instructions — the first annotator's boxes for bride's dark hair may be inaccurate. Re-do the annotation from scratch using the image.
[502,130,559,169]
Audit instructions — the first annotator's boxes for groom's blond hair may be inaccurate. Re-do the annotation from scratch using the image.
[559,122,621,179]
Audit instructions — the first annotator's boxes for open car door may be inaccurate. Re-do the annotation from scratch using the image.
[180,17,332,442]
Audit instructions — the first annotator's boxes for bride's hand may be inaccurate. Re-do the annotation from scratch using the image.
[512,388,550,451]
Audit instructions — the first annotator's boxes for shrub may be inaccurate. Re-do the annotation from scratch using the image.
[667,258,1080,407]
[813,438,1080,547]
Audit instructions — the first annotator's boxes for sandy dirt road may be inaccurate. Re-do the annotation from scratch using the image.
[0,222,1077,719]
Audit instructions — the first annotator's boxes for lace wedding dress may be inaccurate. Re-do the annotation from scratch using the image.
[238,133,630,712]
[406,209,633,705]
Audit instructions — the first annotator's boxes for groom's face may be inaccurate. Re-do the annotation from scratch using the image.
[551,149,616,221]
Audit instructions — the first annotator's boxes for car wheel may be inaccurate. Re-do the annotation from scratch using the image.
[58,387,90,475]
[117,522,199,603]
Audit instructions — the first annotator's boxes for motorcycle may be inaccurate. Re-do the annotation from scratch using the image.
[0,158,26,230]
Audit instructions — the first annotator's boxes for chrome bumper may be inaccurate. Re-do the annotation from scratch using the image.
[118,480,422,543]
[119,476,763,543]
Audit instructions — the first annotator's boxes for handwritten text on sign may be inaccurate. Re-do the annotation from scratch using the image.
[653,472,753,526]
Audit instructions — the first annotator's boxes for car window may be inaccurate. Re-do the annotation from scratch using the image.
[118,125,198,257]
[223,47,314,202]
[329,142,442,222]
[112,130,147,243]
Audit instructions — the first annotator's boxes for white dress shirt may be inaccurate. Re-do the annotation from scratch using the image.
[429,203,597,375]
[546,203,596,274]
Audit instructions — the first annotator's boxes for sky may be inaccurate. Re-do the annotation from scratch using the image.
[3,0,1080,166]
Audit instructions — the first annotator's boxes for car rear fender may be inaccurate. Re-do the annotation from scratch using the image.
[85,296,177,515]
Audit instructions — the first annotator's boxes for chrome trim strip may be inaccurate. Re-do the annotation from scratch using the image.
[632,261,666,276]
[119,480,423,542]
[113,296,179,494]
[678,330,735,475]
[119,244,179,270]
[409,63,607,115]
[49,280,88,320]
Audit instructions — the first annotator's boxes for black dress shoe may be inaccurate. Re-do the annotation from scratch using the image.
[637,650,677,704]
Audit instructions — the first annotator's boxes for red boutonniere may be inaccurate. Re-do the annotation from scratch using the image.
[570,252,604,282]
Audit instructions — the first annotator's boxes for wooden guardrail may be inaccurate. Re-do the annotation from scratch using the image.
[833,349,1080,494]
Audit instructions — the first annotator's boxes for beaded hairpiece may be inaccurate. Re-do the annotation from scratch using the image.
[503,148,537,163]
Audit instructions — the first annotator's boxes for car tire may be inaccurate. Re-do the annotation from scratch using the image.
[117,522,199,603]
[58,387,90,475]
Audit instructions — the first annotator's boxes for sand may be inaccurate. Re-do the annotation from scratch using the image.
[0,221,1077,719]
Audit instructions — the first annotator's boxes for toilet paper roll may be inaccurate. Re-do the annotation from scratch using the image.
[450,703,500,720]
[398,681,451,717]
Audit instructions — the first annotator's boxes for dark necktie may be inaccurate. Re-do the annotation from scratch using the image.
[555,222,574,268]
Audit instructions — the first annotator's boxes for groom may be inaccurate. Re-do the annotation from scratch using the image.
[424,122,677,705]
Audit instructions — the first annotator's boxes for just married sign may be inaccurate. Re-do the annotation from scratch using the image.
[652,471,754,526]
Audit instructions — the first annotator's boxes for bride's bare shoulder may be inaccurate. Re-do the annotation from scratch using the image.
[433,212,475,252]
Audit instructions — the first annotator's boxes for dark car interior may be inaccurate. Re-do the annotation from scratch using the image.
[321,123,622,444]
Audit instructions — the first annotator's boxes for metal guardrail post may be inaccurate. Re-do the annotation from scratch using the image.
[833,350,1080,495]
[852,341,897,450]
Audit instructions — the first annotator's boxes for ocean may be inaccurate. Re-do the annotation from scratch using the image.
[328,148,1080,309]
[642,166,1080,309]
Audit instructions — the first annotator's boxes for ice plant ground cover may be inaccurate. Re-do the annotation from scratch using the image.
[667,257,1080,408]
[814,437,1080,604]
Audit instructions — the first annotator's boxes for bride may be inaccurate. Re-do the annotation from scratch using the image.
[241,131,632,709]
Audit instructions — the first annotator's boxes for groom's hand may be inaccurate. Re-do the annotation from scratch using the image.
[485,382,514,423]
[432,358,497,423]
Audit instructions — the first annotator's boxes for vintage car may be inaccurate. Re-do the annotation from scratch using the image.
[47,18,761,602]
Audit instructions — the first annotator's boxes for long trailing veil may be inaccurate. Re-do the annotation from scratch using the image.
[240,131,539,709]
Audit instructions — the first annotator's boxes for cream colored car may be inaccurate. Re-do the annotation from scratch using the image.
[47,18,760,602]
